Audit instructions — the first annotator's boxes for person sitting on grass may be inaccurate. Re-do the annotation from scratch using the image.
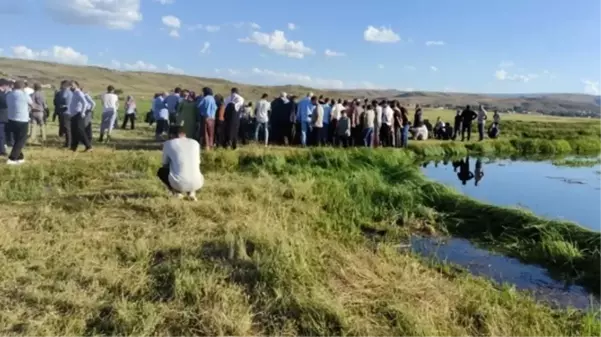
[157,125,204,201]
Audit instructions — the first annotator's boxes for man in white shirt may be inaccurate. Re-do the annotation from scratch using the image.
[373,100,383,147]
[23,81,34,96]
[99,85,119,142]
[158,125,204,201]
[254,93,271,146]
[381,101,394,147]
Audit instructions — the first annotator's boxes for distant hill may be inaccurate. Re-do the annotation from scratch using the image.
[1,57,599,117]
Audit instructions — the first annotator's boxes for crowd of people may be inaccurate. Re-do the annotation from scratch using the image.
[0,79,502,199]
[144,86,502,152]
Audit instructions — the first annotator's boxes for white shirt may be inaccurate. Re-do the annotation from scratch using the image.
[255,99,271,123]
[102,93,119,112]
[375,106,383,126]
[382,106,393,126]
[224,93,245,111]
[24,87,34,96]
[331,103,344,121]
[162,137,204,193]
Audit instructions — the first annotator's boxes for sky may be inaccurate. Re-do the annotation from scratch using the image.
[0,0,600,94]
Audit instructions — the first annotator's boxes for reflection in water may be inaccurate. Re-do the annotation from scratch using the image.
[421,157,601,231]
[411,236,599,310]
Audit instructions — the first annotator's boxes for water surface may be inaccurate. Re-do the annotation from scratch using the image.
[411,236,598,309]
[421,157,600,231]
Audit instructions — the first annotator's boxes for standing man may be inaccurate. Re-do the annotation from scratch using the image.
[83,88,96,143]
[223,87,244,149]
[29,83,48,144]
[99,85,119,143]
[5,80,33,164]
[57,80,73,147]
[321,98,331,145]
[477,105,488,141]
[197,87,217,150]
[23,81,34,96]
[373,99,382,147]
[310,96,324,146]
[165,87,182,125]
[154,92,169,140]
[254,93,270,146]
[68,81,92,152]
[296,92,314,147]
[0,79,9,156]
[453,109,462,140]
[460,105,477,141]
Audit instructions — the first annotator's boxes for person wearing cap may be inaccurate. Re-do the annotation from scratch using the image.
[158,125,204,201]
[5,80,33,164]
[0,79,10,155]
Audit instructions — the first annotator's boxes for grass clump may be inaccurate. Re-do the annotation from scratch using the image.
[552,158,601,168]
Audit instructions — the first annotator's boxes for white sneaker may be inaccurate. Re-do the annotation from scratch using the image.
[17,159,25,164]
[187,192,197,201]
[6,159,21,165]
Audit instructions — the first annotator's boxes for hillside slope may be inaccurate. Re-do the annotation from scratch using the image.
[1,57,598,116]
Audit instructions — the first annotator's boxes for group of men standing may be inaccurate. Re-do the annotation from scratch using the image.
[0,78,96,165]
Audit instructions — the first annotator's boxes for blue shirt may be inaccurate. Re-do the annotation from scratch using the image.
[296,97,314,123]
[164,93,180,114]
[153,97,169,120]
[6,89,32,122]
[322,103,331,125]
[69,89,89,116]
[197,95,217,119]
[60,88,73,109]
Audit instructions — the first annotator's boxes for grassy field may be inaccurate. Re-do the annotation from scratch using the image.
[0,116,600,335]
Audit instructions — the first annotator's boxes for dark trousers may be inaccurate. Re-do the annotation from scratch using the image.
[271,121,286,145]
[223,119,239,149]
[70,114,91,151]
[461,123,472,141]
[294,122,302,145]
[62,114,72,147]
[157,166,172,190]
[155,119,169,136]
[239,117,251,145]
[329,120,337,145]
[85,122,92,142]
[52,110,59,122]
[337,135,350,148]
[453,123,461,140]
[7,120,28,161]
[215,120,225,147]
[169,113,177,125]
[0,122,6,155]
[380,124,392,147]
[351,126,362,147]
[312,127,324,146]
[122,114,135,130]
[478,123,485,141]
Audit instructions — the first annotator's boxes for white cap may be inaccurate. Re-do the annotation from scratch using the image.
[307,92,313,97]
[281,92,287,97]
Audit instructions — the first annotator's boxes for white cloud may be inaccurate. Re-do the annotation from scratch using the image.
[287,22,296,30]
[403,65,416,71]
[430,66,438,72]
[123,60,158,71]
[363,26,400,43]
[498,60,514,68]
[239,30,314,58]
[324,49,345,57]
[154,0,174,4]
[200,42,211,54]
[110,59,121,69]
[378,64,385,69]
[166,64,184,74]
[583,80,599,95]
[45,0,142,30]
[10,45,88,65]
[189,24,220,32]
[425,40,445,46]
[249,22,261,30]
[162,15,180,38]
[495,69,538,82]
[251,67,345,89]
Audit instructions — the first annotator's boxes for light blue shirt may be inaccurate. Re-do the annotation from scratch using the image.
[296,97,314,123]
[84,93,96,111]
[61,89,73,111]
[69,89,89,117]
[322,103,331,125]
[197,95,217,119]
[153,97,169,120]
[7,89,32,122]
[164,93,180,114]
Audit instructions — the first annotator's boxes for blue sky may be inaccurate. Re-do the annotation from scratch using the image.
[1,0,599,94]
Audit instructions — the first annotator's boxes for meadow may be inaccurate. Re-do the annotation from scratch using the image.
[0,103,599,335]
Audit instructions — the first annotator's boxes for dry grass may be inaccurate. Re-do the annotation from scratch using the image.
[0,129,599,336]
